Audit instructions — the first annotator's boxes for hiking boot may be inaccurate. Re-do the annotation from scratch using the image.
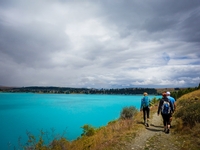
[166,129,170,134]
[146,123,149,127]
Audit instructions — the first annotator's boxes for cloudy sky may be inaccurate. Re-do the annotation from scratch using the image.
[0,0,200,89]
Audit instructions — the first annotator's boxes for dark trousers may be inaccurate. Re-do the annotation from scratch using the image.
[143,107,150,122]
[161,113,171,126]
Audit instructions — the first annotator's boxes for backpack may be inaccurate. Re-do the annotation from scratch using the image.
[142,96,149,108]
[161,99,171,114]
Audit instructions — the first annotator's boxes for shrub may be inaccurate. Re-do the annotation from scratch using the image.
[81,124,96,137]
[120,106,138,119]
[174,101,200,127]
[50,138,70,150]
[150,97,159,106]
[23,129,69,150]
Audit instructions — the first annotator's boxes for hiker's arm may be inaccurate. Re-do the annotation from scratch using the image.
[170,101,174,113]
[174,102,176,111]
[140,98,144,111]
[157,100,162,115]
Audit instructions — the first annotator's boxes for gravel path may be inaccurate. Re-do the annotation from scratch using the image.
[124,112,183,150]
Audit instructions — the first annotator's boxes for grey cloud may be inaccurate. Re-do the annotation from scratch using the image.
[0,20,70,68]
[0,0,200,88]
[179,9,200,42]
[99,0,200,43]
[142,17,176,33]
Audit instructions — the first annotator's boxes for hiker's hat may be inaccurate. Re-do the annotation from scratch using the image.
[166,91,170,95]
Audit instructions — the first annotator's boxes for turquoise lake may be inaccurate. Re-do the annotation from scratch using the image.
[0,93,161,149]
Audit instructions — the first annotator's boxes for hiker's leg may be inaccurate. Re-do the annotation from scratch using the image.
[161,114,165,126]
[143,108,146,124]
[166,114,171,133]
[162,114,167,131]
[166,114,171,129]
[146,107,150,126]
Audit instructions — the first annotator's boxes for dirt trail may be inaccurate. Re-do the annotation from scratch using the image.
[125,112,183,150]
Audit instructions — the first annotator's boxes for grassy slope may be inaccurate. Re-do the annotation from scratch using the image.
[171,89,200,149]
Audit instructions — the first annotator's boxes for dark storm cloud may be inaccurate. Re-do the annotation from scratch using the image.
[99,0,200,42]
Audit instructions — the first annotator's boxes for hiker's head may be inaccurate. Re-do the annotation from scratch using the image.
[166,91,170,96]
[162,92,167,97]
[143,92,148,96]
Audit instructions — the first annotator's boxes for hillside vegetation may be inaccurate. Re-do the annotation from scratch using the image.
[21,89,200,150]
[172,89,200,149]
[0,86,157,95]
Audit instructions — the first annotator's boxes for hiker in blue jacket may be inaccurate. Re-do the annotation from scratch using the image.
[157,92,174,134]
[140,92,151,127]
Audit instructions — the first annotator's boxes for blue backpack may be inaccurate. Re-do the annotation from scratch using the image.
[161,99,171,114]
[142,97,149,108]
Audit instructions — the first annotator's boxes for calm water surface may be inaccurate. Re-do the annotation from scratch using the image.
[0,93,161,149]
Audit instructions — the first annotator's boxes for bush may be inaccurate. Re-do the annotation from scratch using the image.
[150,97,159,106]
[120,106,138,119]
[174,101,200,127]
[81,124,96,137]
[23,128,69,150]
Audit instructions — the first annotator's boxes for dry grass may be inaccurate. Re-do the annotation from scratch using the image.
[67,113,143,150]
[172,89,200,149]
[177,89,200,101]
